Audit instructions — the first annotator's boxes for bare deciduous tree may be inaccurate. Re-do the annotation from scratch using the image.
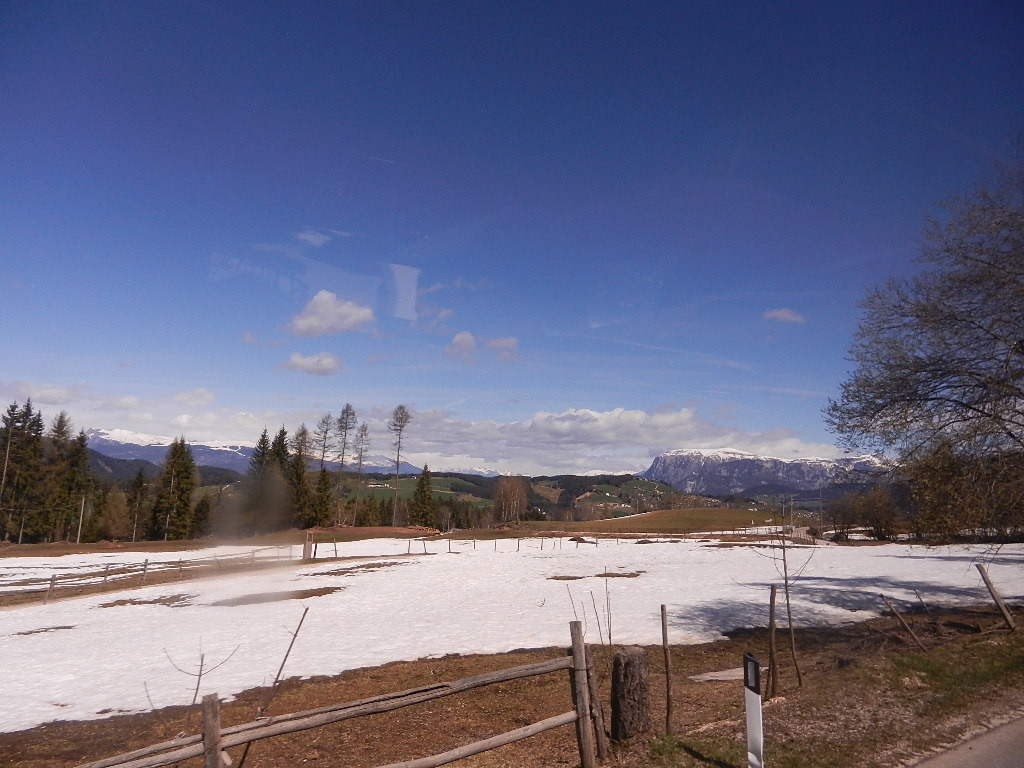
[334,404,357,472]
[825,165,1024,458]
[493,476,528,524]
[387,405,412,526]
[312,412,335,470]
[826,164,1024,537]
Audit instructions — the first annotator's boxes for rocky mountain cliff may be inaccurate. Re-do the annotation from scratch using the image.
[641,448,885,496]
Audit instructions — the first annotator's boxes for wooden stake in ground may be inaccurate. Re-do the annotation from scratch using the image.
[201,694,222,768]
[610,646,651,741]
[569,621,597,768]
[237,606,310,768]
[779,516,803,687]
[660,605,673,735]
[766,584,779,699]
[880,594,927,651]
[44,574,56,604]
[584,646,610,760]
[975,562,1017,632]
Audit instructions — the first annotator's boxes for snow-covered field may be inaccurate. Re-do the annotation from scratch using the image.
[2,536,1022,734]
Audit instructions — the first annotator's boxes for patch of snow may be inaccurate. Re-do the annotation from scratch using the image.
[1,539,1021,733]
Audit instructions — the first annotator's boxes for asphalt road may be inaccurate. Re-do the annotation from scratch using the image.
[913,717,1024,767]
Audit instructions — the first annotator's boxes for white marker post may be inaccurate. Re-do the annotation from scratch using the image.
[744,652,764,768]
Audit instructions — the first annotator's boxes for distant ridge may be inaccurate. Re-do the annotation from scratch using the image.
[84,428,422,475]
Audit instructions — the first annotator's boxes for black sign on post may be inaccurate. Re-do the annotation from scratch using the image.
[744,652,760,694]
[743,653,764,768]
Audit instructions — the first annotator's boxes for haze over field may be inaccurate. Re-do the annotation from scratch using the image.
[2,2,1021,474]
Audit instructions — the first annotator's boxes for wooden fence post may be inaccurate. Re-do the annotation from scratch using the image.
[202,693,222,768]
[611,646,651,741]
[661,605,673,735]
[976,563,1017,631]
[766,584,779,699]
[881,595,927,651]
[585,646,610,760]
[569,621,597,768]
[44,574,57,604]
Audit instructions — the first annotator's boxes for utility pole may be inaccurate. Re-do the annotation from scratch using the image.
[0,424,12,540]
[164,473,175,541]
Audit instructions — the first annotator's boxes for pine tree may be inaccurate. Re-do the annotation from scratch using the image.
[269,426,290,472]
[1,401,46,542]
[250,428,271,475]
[289,425,313,528]
[60,430,91,539]
[410,465,438,528]
[97,485,130,540]
[126,468,149,543]
[191,494,212,538]
[42,412,74,540]
[242,426,292,534]
[150,438,197,540]
[313,467,334,527]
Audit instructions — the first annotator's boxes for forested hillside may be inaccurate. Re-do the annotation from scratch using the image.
[1,402,686,545]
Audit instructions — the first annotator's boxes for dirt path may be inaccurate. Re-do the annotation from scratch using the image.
[910,715,1024,767]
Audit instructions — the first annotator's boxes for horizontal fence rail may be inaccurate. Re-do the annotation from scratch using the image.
[75,622,598,768]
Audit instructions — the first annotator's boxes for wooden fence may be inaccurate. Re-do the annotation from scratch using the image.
[74,621,603,768]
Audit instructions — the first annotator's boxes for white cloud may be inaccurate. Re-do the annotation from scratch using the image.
[108,395,140,409]
[763,307,805,323]
[281,352,341,376]
[485,336,519,360]
[229,411,270,433]
[452,278,491,291]
[295,229,331,247]
[14,383,77,405]
[445,331,477,361]
[170,412,218,431]
[175,388,215,406]
[288,291,374,336]
[445,333,519,363]
[420,282,447,296]
[6,378,838,476]
[401,406,839,476]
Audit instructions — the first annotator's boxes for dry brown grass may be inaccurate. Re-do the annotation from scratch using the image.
[3,531,1022,767]
[2,607,1022,768]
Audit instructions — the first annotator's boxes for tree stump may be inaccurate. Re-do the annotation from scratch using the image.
[611,646,651,740]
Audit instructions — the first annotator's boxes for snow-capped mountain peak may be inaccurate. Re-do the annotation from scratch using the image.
[643,448,885,496]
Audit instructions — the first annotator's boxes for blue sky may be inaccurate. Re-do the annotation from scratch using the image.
[2,1,1022,475]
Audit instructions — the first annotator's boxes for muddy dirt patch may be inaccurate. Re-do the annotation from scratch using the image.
[13,625,76,636]
[97,594,194,608]
[210,587,342,606]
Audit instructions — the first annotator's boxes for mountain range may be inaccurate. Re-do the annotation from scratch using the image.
[640,448,886,497]
[84,430,884,499]
[84,429,423,477]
